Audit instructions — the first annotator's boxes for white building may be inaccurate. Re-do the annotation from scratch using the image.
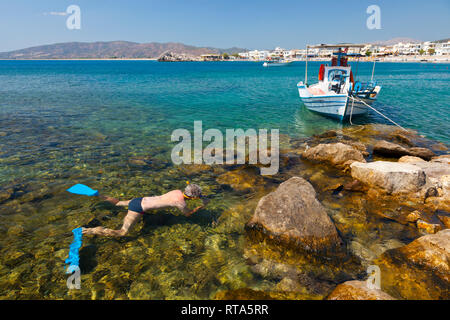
[435,41,450,55]
[238,52,249,59]
[393,42,421,55]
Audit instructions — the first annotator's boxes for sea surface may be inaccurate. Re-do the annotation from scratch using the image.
[0,60,449,299]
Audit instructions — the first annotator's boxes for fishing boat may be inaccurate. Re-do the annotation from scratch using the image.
[297,44,381,121]
[263,58,293,67]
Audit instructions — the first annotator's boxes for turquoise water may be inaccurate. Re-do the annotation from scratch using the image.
[0,60,449,299]
[1,60,449,186]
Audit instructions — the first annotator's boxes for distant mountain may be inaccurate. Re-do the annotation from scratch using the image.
[434,38,450,43]
[371,37,422,46]
[0,41,247,59]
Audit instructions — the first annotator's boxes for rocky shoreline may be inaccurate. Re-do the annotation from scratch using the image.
[216,124,449,300]
[157,51,203,62]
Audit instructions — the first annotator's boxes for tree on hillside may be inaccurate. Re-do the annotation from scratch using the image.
[419,49,425,55]
[428,48,435,55]
[365,51,372,57]
[222,53,229,60]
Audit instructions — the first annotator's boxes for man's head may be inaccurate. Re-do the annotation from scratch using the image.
[184,183,202,199]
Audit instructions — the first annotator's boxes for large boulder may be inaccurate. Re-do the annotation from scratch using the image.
[327,280,395,300]
[302,143,366,169]
[376,229,450,300]
[246,177,341,252]
[350,161,426,194]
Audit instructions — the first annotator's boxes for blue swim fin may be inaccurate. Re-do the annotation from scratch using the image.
[65,227,83,273]
[67,184,99,196]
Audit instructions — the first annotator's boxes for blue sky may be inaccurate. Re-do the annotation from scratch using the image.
[0,0,449,52]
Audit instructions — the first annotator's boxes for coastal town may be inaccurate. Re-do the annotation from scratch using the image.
[164,39,450,62]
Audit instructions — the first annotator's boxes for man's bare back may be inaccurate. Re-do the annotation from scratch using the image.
[141,190,186,212]
[82,184,206,237]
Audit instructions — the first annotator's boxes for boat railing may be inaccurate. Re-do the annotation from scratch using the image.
[351,80,377,94]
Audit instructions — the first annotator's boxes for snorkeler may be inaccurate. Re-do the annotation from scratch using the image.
[81,183,208,237]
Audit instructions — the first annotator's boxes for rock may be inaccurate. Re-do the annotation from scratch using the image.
[214,288,273,300]
[157,51,201,62]
[373,140,435,160]
[391,132,415,147]
[431,155,450,165]
[0,189,12,203]
[440,175,450,198]
[416,219,443,234]
[7,225,25,237]
[302,143,366,169]
[398,156,426,163]
[410,161,450,187]
[246,177,341,252]
[424,187,439,202]
[376,229,450,299]
[343,180,366,192]
[373,140,410,158]
[275,277,305,293]
[408,147,435,161]
[216,166,264,193]
[327,280,395,300]
[350,161,426,194]
[405,210,425,223]
[436,211,450,229]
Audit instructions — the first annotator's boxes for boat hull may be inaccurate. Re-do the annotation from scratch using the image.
[263,61,292,67]
[297,83,375,120]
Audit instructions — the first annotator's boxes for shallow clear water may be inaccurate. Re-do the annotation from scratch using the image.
[0,60,448,299]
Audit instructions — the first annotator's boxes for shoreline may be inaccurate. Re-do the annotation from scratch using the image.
[0,57,449,63]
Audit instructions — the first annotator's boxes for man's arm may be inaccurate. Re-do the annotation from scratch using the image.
[181,198,210,217]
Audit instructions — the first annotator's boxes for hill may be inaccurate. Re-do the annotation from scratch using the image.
[0,41,247,59]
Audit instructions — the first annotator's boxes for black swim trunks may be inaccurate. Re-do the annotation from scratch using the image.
[128,197,144,214]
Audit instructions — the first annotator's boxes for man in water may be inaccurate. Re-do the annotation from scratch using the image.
[82,183,207,237]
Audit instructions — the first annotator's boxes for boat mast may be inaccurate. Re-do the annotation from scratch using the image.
[354,47,361,80]
[305,45,309,86]
[371,60,376,82]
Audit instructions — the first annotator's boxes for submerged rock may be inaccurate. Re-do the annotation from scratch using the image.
[350,161,426,194]
[302,143,366,169]
[416,219,443,234]
[436,210,450,228]
[327,280,395,300]
[376,229,450,300]
[216,166,264,193]
[246,177,341,252]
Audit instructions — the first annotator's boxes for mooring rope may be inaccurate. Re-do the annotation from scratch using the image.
[349,97,355,125]
[348,96,408,132]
